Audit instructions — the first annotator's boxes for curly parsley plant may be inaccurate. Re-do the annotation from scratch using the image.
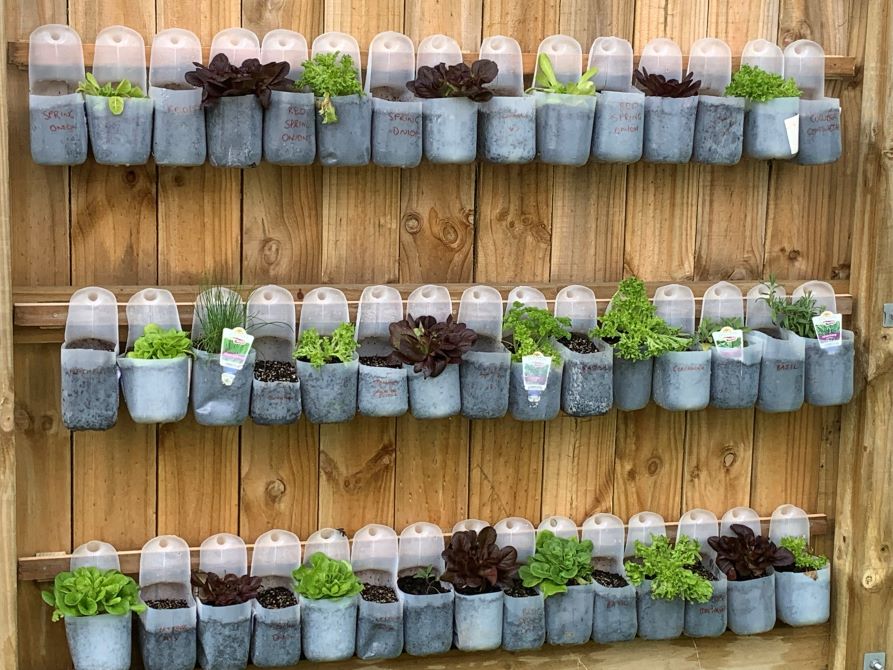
[624,534,713,603]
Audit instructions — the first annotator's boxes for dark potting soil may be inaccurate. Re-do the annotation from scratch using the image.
[371,86,405,102]
[453,583,502,597]
[156,82,194,91]
[397,575,449,596]
[66,337,116,352]
[565,332,600,355]
[504,579,538,598]
[256,586,298,609]
[254,360,298,383]
[592,569,629,588]
[360,355,402,369]
[145,598,189,610]
[685,563,716,582]
[362,583,399,603]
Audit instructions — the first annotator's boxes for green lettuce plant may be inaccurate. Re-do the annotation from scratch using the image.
[502,302,571,365]
[624,534,713,603]
[293,552,363,600]
[293,323,357,368]
[518,530,593,598]
[778,536,829,571]
[590,277,692,360]
[76,73,146,115]
[295,52,363,124]
[41,566,146,622]
[128,324,192,359]
[724,65,801,102]
[529,53,598,95]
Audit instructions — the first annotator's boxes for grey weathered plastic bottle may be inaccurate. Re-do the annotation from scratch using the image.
[591,90,644,163]
[454,591,503,651]
[544,583,596,645]
[191,349,256,426]
[402,590,454,656]
[316,94,372,166]
[684,575,728,638]
[693,96,744,165]
[635,580,684,639]
[509,361,563,421]
[557,338,613,416]
[407,363,461,419]
[744,97,800,160]
[206,96,263,168]
[297,357,359,423]
[727,573,776,635]
[263,91,317,165]
[460,340,511,419]
[776,567,830,626]
[642,96,698,163]
[652,349,711,411]
[592,581,637,643]
[86,95,154,165]
[302,595,359,662]
[804,332,854,406]
[503,591,545,651]
[613,356,653,411]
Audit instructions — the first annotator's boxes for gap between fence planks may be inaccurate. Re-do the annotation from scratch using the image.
[6,41,859,78]
[17,513,830,582]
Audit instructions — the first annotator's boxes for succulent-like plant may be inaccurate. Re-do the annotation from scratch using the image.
[293,322,358,368]
[293,552,364,600]
[777,536,829,572]
[502,302,571,365]
[191,571,262,606]
[406,60,498,102]
[724,64,801,102]
[185,53,294,109]
[389,314,477,378]
[441,526,519,594]
[518,530,593,598]
[76,73,146,115]
[624,534,713,603]
[707,524,795,581]
[41,567,146,622]
[634,68,701,98]
[529,53,598,96]
[128,323,192,360]
[295,52,364,124]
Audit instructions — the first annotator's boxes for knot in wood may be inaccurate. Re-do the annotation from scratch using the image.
[402,211,422,234]
[862,569,884,592]
[646,456,662,476]
[123,169,138,186]
[721,446,738,468]
[13,405,32,431]
[265,478,286,502]
[787,248,801,261]
[261,238,282,265]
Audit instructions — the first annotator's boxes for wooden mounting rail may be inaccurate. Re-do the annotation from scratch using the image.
[7,41,858,79]
[18,514,830,582]
[13,281,853,331]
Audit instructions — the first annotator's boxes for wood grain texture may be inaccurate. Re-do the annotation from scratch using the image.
[243,0,323,35]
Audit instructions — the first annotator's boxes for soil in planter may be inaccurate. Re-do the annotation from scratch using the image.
[504,579,538,598]
[454,583,501,597]
[397,575,449,596]
[362,584,399,603]
[592,570,628,588]
[256,586,298,609]
[67,338,116,351]
[686,563,716,581]
[564,332,600,355]
[146,598,189,609]
[254,360,298,383]
[371,86,404,102]
[360,355,401,369]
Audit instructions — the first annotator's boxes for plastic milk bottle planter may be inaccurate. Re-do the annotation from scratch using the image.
[495,517,545,651]
[458,285,511,419]
[583,513,637,643]
[355,285,409,417]
[352,525,403,660]
[689,38,744,165]
[721,507,777,635]
[740,39,800,160]
[589,37,644,163]
[250,530,302,666]
[785,40,841,165]
[678,509,728,638]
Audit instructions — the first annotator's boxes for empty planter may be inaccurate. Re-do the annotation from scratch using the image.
[591,90,644,163]
[693,96,744,165]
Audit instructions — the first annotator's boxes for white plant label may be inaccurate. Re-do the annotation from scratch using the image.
[712,326,744,361]
[785,114,800,154]
[521,352,552,406]
[219,327,255,385]
[812,311,842,349]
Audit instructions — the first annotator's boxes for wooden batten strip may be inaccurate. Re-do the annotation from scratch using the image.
[18,513,830,582]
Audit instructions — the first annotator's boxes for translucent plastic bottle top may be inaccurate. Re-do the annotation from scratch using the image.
[365,31,415,97]
[505,286,548,315]
[305,528,350,563]
[356,285,404,342]
[745,282,784,329]
[406,284,452,322]
[494,517,536,562]
[457,285,504,341]
[297,287,349,337]
[65,287,119,349]
[191,287,243,343]
[700,281,744,326]
[538,515,578,540]
[247,285,297,351]
[688,38,732,96]
[29,24,86,92]
[588,36,634,92]
[555,285,597,334]
[639,38,682,81]
[720,506,762,538]
[125,288,181,351]
[150,28,201,88]
[199,533,248,575]
[261,30,308,80]
[140,535,191,587]
[653,284,695,334]
[742,39,784,76]
[311,32,362,76]
[210,28,260,66]
[480,35,524,96]
[93,26,147,90]
[582,513,625,566]
[351,524,398,576]
[71,540,120,571]
[417,34,463,70]
[624,512,667,557]
[678,508,720,556]
[452,519,489,535]
[784,39,825,100]
[768,504,811,544]
[251,530,302,578]
[398,522,445,573]
[792,280,837,314]
[534,35,583,85]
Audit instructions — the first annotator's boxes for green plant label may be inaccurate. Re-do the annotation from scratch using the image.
[522,352,552,405]
[812,311,842,348]
[712,326,744,361]
[219,327,255,385]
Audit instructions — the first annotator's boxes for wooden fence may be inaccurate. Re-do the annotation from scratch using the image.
[4,0,891,668]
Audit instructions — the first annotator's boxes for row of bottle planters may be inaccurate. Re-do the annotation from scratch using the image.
[31,87,841,169]
[61,504,827,670]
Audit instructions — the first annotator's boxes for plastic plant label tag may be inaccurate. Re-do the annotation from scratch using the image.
[521,352,551,405]
[785,115,800,154]
[219,327,255,385]
[812,311,843,348]
[713,326,744,361]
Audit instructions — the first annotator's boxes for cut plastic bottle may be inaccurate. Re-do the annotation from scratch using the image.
[250,530,302,667]
[589,37,644,163]
[639,38,697,164]
[582,513,637,643]
[356,285,408,417]
[689,38,744,165]
[785,40,841,164]
[262,30,316,165]
[678,509,727,638]
[741,39,800,160]
[458,285,510,419]
[494,516,545,651]
[352,525,403,659]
